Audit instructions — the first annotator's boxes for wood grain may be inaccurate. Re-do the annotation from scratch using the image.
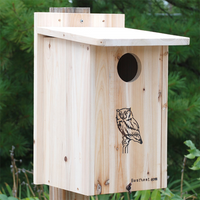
[50,187,90,200]
[34,13,125,28]
[36,43,168,195]
[42,38,93,195]
[47,9,91,200]
[34,12,171,197]
[37,27,190,46]
[161,46,168,188]
[34,29,45,185]
[93,46,165,194]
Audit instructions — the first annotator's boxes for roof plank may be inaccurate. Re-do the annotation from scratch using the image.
[37,27,190,46]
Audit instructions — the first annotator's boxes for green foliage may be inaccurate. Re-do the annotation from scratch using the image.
[0,147,49,200]
[4,183,13,196]
[90,183,199,199]
[0,183,40,200]
[0,194,18,200]
[185,140,200,173]
[160,188,182,200]
[151,189,161,200]
[0,193,40,200]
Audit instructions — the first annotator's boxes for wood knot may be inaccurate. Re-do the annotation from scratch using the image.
[96,182,102,195]
[64,156,67,162]
[49,43,51,49]
[162,103,168,110]
[126,182,132,194]
[104,179,109,185]
[158,91,162,98]
[163,51,168,56]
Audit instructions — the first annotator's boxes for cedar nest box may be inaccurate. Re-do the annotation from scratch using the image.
[34,12,189,196]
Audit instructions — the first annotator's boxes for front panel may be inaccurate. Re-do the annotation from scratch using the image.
[93,46,168,194]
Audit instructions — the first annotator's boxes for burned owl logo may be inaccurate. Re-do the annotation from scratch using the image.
[116,108,143,153]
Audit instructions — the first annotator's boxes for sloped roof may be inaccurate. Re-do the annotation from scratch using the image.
[37,27,189,46]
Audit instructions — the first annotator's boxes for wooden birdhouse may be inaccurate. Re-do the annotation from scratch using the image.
[34,10,189,198]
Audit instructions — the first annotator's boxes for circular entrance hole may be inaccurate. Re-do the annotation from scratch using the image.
[117,53,141,82]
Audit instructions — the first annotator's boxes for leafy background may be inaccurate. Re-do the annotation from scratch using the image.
[0,0,200,199]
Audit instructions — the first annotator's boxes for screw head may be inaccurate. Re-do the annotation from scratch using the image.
[80,19,83,23]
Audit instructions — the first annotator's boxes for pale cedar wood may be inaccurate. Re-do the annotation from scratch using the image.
[93,46,166,194]
[46,8,92,200]
[34,11,124,199]
[34,11,188,198]
[161,46,168,188]
[50,187,90,200]
[37,27,190,46]
[35,38,168,195]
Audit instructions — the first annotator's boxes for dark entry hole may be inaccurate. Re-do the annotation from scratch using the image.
[117,53,140,82]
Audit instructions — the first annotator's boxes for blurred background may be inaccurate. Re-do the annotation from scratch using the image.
[0,0,199,199]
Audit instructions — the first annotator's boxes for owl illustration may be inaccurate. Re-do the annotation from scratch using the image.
[116,108,143,153]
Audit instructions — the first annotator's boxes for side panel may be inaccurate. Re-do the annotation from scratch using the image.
[42,38,92,195]
[33,33,45,184]
[161,46,168,188]
[93,46,168,194]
